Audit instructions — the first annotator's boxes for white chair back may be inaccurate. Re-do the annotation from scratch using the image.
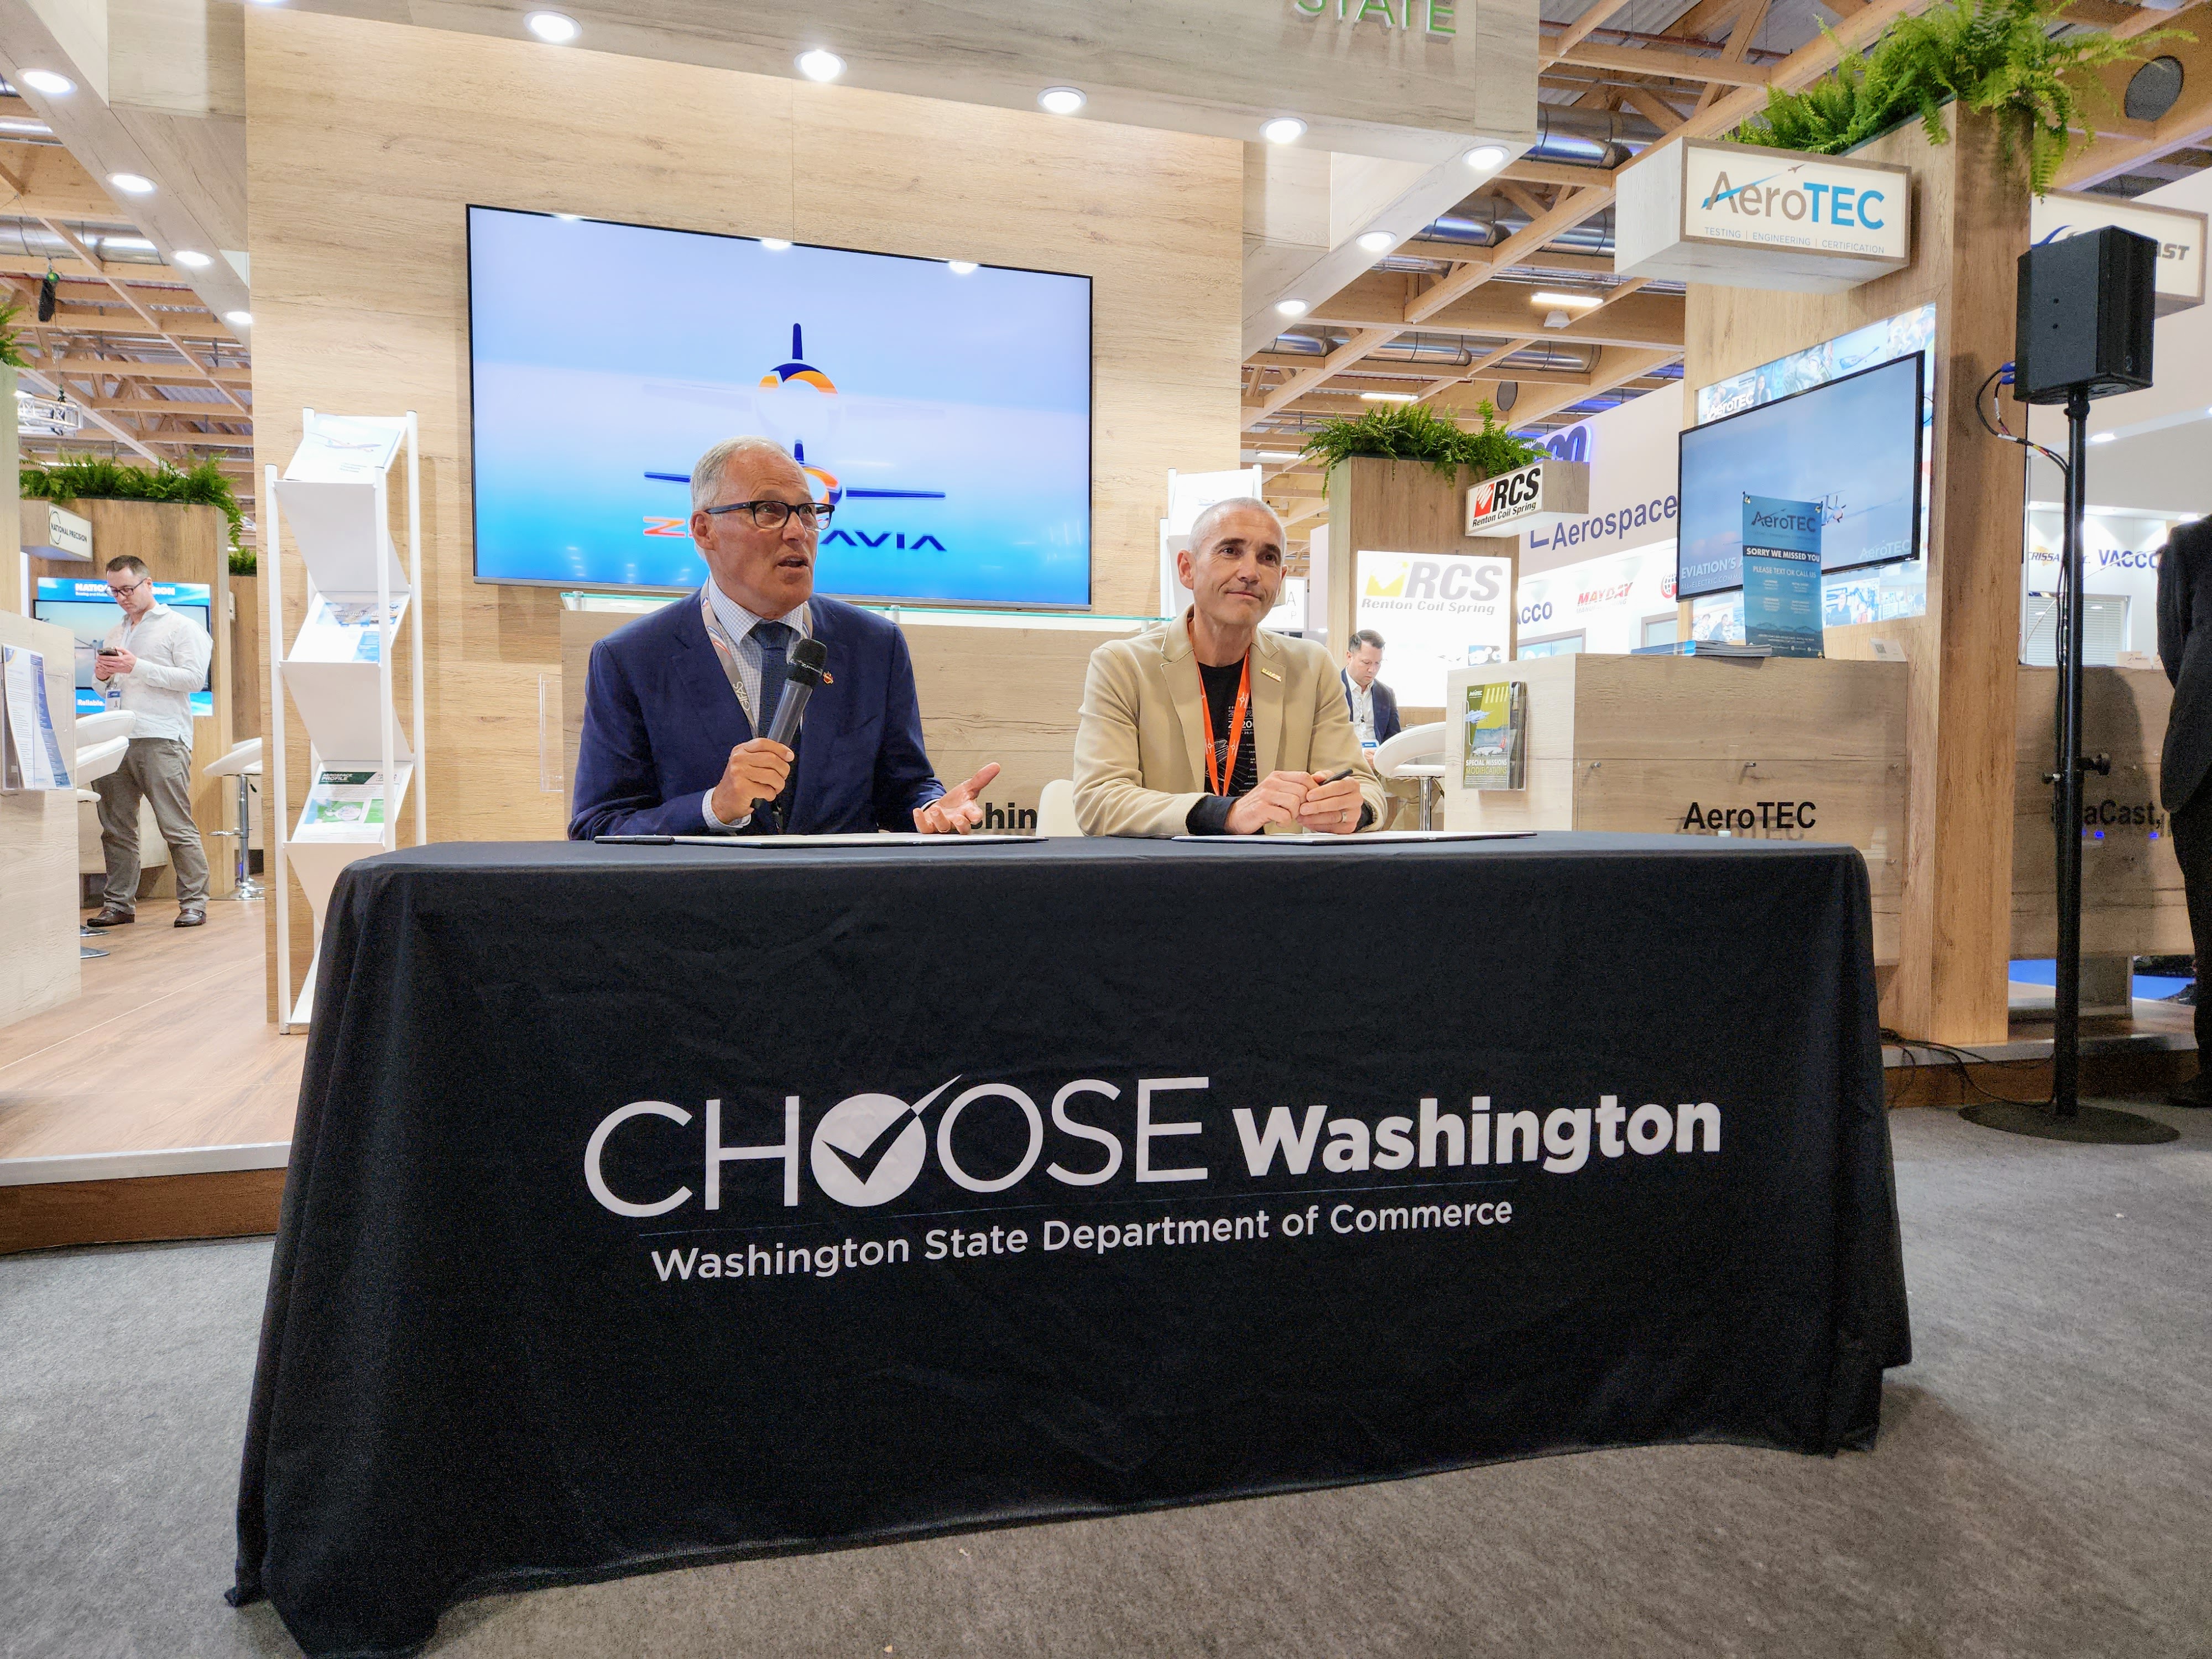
[1036,779,1081,837]
[73,735,133,787]
[1374,721,1447,780]
[74,709,137,753]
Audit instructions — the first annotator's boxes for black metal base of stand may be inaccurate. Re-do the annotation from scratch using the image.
[1961,1100,2178,1143]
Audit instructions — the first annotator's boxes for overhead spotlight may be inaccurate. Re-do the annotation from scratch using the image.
[1361,390,1417,402]
[1261,117,1307,144]
[1038,86,1086,115]
[37,270,56,321]
[796,48,846,82]
[1531,291,1604,308]
[525,11,578,42]
[172,249,213,267]
[760,238,792,251]
[18,69,74,96]
[225,310,252,326]
[1464,144,1509,170]
[1275,298,1309,316]
[1357,230,1397,254]
[1542,309,1571,330]
[948,260,979,274]
[108,172,155,196]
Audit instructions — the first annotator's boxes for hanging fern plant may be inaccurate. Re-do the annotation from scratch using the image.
[1298,399,1543,481]
[1734,0,2187,195]
[20,456,247,551]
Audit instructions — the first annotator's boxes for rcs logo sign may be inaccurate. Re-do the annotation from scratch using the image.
[1469,463,1546,528]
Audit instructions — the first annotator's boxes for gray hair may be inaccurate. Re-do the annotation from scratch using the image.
[1188,495,1287,556]
[691,436,799,513]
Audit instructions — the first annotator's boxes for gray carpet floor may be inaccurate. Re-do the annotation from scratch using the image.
[4,1102,2210,1659]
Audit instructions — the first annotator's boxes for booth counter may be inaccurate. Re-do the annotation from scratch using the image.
[1444,654,2185,969]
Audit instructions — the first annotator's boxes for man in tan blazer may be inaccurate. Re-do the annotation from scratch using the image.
[1074,497,1385,837]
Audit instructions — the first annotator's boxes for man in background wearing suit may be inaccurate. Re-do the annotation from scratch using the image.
[1342,629,1401,750]
[570,436,998,839]
[1072,497,1383,837]
[2156,513,2212,1105]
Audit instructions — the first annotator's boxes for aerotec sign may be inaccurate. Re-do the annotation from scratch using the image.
[1616,138,1912,294]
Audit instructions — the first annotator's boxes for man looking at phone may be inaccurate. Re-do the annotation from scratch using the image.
[86,555,213,930]
[1072,497,1382,836]
[570,436,1000,838]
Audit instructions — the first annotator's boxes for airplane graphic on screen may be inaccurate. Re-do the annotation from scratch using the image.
[641,325,946,537]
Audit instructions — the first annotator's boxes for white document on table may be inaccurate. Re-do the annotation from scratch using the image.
[1170,830,1532,844]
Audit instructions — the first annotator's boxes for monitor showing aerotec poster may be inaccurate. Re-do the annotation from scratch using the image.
[1676,353,1924,599]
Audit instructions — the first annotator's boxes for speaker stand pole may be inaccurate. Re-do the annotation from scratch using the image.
[1964,387,2171,1144]
[2053,387,2090,1120]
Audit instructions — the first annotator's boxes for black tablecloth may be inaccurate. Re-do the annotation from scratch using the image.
[232,834,1909,1657]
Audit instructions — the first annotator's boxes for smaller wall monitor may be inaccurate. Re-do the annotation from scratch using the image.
[33,576,214,717]
[1676,353,1926,599]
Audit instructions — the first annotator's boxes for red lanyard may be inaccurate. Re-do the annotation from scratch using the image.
[1204,654,1253,797]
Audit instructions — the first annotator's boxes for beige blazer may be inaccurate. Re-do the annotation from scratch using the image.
[1073,612,1387,837]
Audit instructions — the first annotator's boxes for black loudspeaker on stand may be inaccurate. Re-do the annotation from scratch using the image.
[1966,226,2174,1145]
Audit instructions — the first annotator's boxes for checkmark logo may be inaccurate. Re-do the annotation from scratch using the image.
[808,1076,960,1206]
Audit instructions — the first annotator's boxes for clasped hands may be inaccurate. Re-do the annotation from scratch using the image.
[1225,769,1364,836]
[709,740,1001,835]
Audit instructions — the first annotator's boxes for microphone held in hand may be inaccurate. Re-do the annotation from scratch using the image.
[766,638,828,748]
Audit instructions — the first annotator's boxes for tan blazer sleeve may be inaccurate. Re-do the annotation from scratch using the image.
[1072,640,1207,838]
[1305,656,1388,830]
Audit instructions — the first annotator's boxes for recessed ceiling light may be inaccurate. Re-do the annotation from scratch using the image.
[225,310,252,326]
[1357,230,1397,254]
[108,173,155,195]
[1275,298,1309,316]
[552,212,581,221]
[948,260,979,275]
[18,69,74,96]
[1465,144,1509,170]
[525,11,578,41]
[1531,290,1604,307]
[2090,432,2117,444]
[1361,391,1418,402]
[1039,86,1086,116]
[796,48,846,82]
[760,238,792,251]
[1262,117,1307,144]
[172,249,212,268]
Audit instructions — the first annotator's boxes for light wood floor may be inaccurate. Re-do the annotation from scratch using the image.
[0,899,301,1162]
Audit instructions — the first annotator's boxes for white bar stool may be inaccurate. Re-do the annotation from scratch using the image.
[206,738,265,900]
[1375,722,1448,830]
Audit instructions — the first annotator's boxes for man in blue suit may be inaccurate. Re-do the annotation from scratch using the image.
[1342,629,1401,749]
[570,436,998,839]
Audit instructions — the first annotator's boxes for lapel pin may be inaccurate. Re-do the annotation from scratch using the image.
[1261,666,1284,682]
[822,671,834,685]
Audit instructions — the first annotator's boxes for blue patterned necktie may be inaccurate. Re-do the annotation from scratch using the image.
[753,619,794,738]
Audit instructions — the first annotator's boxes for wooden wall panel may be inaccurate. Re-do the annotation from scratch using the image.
[1684,111,2030,1044]
[245,9,1244,1016]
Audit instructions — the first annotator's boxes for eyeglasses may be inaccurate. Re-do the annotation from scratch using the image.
[704,498,835,530]
[106,576,148,599]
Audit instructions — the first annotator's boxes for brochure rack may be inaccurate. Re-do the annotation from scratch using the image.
[266,410,423,1031]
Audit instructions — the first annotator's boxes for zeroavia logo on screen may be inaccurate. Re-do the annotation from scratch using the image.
[582,1077,1724,1217]
[641,323,951,549]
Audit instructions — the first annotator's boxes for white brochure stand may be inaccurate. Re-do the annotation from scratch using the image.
[266,410,423,1031]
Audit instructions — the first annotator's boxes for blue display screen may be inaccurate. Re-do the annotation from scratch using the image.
[466,206,1093,605]
[1676,353,1924,599]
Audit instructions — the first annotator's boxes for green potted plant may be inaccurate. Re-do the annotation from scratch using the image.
[1734,0,2186,192]
[19,456,248,557]
[1298,398,1543,479]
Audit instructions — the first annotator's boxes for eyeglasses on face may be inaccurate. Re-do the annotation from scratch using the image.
[106,576,148,599]
[704,498,834,530]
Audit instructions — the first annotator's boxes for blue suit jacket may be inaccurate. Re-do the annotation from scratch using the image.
[1343,670,1402,745]
[568,591,947,839]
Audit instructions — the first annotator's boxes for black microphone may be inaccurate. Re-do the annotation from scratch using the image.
[766,637,827,748]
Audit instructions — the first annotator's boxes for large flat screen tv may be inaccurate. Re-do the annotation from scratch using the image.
[466,206,1093,606]
[1676,353,1924,599]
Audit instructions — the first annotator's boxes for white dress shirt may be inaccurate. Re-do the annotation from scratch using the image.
[701,578,812,830]
[1343,670,1376,746]
[99,602,210,743]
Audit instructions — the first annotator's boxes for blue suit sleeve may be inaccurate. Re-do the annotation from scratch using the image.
[568,639,716,839]
[872,624,948,831]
